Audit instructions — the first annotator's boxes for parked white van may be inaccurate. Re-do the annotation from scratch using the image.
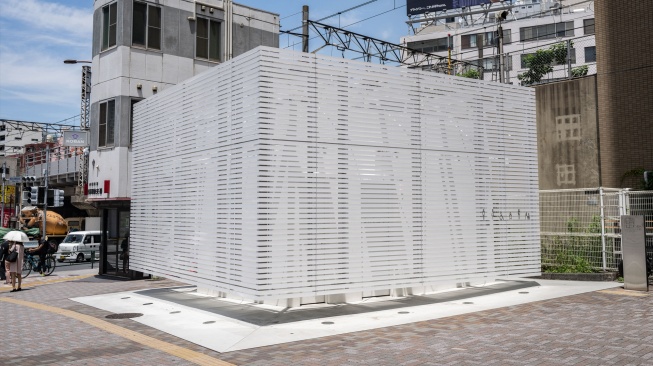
[55,231,101,262]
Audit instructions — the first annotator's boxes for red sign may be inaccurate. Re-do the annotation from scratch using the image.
[2,210,10,228]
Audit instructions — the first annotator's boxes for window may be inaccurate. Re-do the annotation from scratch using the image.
[102,2,117,51]
[584,46,596,63]
[407,36,452,53]
[196,17,221,61]
[461,30,511,49]
[0,136,4,141]
[583,19,595,35]
[133,1,161,50]
[520,21,573,42]
[478,56,512,72]
[99,99,116,147]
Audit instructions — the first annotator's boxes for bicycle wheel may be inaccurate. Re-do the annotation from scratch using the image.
[21,257,32,279]
[44,255,56,276]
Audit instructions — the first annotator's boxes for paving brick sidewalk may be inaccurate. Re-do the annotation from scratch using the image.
[0,273,651,366]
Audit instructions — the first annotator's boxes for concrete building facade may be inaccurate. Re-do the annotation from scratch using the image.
[88,0,279,276]
[595,1,653,188]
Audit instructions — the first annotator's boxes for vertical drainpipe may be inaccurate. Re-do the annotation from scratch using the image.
[226,0,233,61]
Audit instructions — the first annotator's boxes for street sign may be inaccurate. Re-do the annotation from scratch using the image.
[63,130,89,147]
[9,176,22,184]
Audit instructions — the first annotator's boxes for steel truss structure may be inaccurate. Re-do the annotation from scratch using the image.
[78,66,91,192]
[306,21,481,74]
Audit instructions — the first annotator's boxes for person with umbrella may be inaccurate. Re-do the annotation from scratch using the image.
[3,231,28,292]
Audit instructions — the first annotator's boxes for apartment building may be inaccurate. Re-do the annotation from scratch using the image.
[402,0,595,84]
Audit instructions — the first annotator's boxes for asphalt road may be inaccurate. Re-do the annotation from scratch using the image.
[54,260,96,272]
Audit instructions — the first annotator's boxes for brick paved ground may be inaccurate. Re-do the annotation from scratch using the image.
[1,273,651,366]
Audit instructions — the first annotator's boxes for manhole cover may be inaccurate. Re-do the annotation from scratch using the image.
[105,313,143,319]
[322,321,334,325]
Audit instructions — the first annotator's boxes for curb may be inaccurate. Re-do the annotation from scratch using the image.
[0,273,96,292]
[538,272,619,281]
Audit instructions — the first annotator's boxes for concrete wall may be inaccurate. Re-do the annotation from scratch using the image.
[536,76,599,190]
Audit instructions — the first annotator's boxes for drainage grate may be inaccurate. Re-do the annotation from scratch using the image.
[203,321,216,324]
[463,302,474,304]
[105,313,143,319]
[519,292,529,294]
[170,311,181,314]
[398,311,410,314]
[322,321,334,325]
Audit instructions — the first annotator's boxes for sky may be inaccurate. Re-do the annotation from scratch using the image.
[0,0,410,125]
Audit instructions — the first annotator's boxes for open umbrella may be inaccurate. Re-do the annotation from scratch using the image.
[3,231,29,242]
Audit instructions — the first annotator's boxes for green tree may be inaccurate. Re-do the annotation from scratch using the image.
[457,68,481,79]
[518,41,574,85]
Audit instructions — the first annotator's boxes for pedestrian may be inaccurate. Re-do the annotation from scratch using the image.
[120,233,129,273]
[27,234,49,276]
[0,240,9,283]
[7,240,24,292]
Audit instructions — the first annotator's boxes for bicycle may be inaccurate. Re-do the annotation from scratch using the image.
[22,252,56,279]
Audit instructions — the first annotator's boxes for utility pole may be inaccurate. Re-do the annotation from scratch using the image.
[497,11,508,84]
[447,33,452,75]
[42,148,49,237]
[302,5,309,53]
[1,162,5,228]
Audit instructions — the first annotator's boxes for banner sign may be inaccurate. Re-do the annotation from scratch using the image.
[63,130,89,147]
[2,186,15,204]
[407,0,498,16]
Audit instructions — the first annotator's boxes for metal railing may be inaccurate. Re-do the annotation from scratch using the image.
[540,188,653,271]
[22,145,85,181]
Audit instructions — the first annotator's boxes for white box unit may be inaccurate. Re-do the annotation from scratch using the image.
[131,46,539,302]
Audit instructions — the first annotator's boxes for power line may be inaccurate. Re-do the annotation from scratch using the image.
[282,2,406,50]
[285,0,381,32]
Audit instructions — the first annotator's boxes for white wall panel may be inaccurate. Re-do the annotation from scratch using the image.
[131,46,539,302]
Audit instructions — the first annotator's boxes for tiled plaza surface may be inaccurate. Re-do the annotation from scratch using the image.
[1,269,651,366]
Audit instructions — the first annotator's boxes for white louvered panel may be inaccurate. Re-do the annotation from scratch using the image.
[131,46,539,302]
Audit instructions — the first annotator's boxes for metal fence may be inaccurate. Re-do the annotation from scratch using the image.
[540,188,653,271]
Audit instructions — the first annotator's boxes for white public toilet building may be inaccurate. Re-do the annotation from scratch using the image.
[130,47,540,306]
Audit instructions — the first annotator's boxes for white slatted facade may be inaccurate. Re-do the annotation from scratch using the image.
[131,47,539,302]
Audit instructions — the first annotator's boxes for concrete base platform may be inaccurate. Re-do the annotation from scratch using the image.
[72,278,621,353]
